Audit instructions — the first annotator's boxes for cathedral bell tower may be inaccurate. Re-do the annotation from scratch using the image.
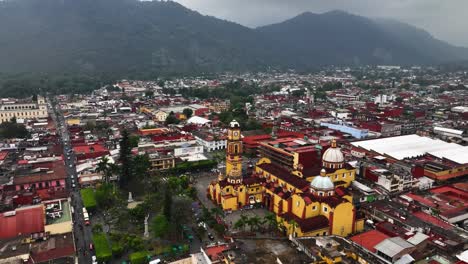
[226,120,243,184]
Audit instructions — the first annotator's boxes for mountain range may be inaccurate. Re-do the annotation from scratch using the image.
[0,0,467,75]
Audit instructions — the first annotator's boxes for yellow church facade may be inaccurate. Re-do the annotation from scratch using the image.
[208,121,364,237]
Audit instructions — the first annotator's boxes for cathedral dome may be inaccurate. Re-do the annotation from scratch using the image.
[310,169,334,191]
[230,119,240,128]
[322,139,344,168]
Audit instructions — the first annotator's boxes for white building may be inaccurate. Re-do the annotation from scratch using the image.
[433,126,467,141]
[373,168,419,194]
[0,96,48,123]
[174,145,204,157]
[194,133,227,152]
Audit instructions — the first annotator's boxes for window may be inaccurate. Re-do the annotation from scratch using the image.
[319,192,323,196]
[239,188,243,192]
[296,201,300,207]
[56,180,60,186]
[335,175,338,180]
[312,205,317,211]
[226,188,230,192]
[323,231,327,235]
[323,207,328,212]
[342,173,346,179]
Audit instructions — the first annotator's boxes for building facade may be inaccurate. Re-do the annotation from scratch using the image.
[0,96,48,123]
[194,132,227,152]
[208,122,364,237]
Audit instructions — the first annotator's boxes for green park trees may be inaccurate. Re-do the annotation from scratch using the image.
[119,129,132,188]
[0,118,28,139]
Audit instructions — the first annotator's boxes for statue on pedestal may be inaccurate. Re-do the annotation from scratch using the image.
[144,214,150,238]
[127,192,134,203]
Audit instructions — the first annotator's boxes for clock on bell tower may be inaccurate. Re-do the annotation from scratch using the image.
[226,120,243,184]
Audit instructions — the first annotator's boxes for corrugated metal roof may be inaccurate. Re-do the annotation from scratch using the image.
[374,237,414,257]
[352,135,468,164]
[407,232,429,245]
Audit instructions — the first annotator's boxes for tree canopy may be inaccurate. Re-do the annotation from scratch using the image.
[0,119,28,139]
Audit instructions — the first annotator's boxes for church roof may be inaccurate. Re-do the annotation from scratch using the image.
[281,212,329,233]
[257,163,309,190]
[299,193,347,208]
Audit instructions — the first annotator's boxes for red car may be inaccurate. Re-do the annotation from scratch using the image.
[89,243,94,251]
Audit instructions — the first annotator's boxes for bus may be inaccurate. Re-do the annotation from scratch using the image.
[83,208,90,225]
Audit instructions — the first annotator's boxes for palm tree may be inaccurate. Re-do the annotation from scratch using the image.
[97,156,110,183]
[234,218,246,231]
[210,207,224,220]
[234,214,249,231]
[289,219,299,237]
[263,212,277,232]
[248,215,261,232]
[277,218,286,234]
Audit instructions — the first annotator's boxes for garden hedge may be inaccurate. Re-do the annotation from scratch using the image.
[80,188,97,211]
[92,233,111,262]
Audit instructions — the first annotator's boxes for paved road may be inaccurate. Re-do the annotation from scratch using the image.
[51,100,94,264]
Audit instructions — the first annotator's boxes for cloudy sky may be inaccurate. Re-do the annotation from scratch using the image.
[172,0,468,47]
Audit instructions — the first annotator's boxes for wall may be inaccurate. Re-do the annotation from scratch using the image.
[16,179,66,191]
[331,202,354,236]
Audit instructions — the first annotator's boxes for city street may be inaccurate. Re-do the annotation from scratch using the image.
[52,101,94,264]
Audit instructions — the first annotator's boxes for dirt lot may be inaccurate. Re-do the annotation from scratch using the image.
[235,238,312,264]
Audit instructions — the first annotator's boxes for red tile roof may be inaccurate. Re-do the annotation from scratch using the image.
[204,244,229,261]
[0,205,45,239]
[257,163,309,190]
[0,151,8,160]
[13,162,67,185]
[350,230,390,253]
[281,212,329,233]
[73,143,108,154]
[299,192,348,208]
[413,211,453,229]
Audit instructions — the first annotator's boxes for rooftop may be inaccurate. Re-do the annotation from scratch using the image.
[350,230,390,253]
[352,135,468,164]
[374,237,414,258]
[0,204,45,240]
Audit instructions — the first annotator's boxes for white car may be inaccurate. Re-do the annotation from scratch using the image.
[92,256,97,264]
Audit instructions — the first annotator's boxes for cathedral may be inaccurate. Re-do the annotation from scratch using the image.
[208,120,364,237]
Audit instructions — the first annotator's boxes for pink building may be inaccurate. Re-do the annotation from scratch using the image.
[13,162,67,191]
